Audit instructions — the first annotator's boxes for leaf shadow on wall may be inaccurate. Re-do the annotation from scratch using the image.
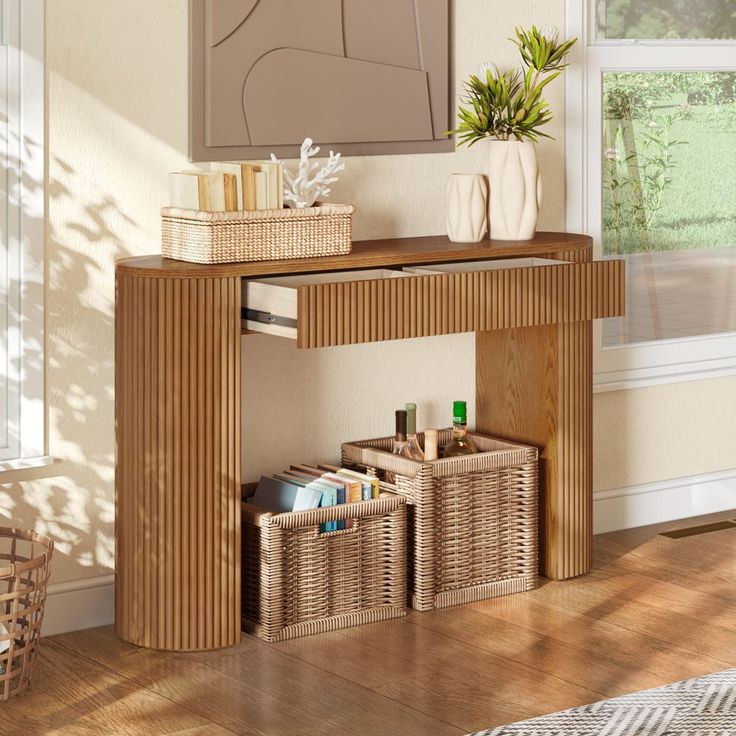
[0,115,137,577]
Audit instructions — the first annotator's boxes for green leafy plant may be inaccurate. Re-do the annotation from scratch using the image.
[449,26,577,145]
[603,110,688,252]
[633,113,688,229]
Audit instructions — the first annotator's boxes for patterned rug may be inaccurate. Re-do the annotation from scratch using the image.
[470,668,736,735]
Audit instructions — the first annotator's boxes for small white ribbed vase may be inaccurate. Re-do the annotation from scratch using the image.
[487,140,543,240]
[445,174,488,243]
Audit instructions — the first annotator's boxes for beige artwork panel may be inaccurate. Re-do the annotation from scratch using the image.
[189,0,452,160]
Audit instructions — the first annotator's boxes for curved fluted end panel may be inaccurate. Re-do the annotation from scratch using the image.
[115,273,241,650]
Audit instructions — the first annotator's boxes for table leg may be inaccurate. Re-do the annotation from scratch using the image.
[115,273,242,650]
[476,321,593,580]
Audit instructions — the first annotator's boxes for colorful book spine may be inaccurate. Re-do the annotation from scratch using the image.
[336,469,380,499]
[290,465,347,529]
[318,485,338,533]
[323,473,361,503]
[260,461,383,534]
[330,482,345,530]
[325,474,353,528]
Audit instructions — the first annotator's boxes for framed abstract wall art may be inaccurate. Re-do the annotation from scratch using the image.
[189,0,452,160]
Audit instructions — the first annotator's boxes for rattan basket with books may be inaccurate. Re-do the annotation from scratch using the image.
[242,486,406,642]
[342,430,538,611]
[160,203,354,264]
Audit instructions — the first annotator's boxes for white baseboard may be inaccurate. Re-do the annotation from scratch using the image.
[593,469,736,534]
[42,574,114,637]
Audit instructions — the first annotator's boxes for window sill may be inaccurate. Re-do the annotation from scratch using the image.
[594,358,736,393]
[594,331,736,393]
[0,455,55,473]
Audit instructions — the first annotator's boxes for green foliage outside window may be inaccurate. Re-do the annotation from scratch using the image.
[599,0,736,39]
[603,72,736,255]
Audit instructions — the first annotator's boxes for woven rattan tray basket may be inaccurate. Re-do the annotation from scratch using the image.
[161,203,354,264]
[342,430,538,611]
[242,486,406,643]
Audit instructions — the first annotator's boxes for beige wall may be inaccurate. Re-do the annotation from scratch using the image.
[0,0,733,586]
[594,377,736,490]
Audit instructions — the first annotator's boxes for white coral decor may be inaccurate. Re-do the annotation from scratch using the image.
[271,138,345,209]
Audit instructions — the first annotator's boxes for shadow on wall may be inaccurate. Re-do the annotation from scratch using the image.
[0,115,137,574]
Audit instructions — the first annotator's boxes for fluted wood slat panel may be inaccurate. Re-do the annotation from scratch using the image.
[296,260,623,348]
[476,318,593,581]
[115,273,241,651]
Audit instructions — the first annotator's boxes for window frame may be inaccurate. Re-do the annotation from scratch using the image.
[0,0,46,470]
[565,0,736,392]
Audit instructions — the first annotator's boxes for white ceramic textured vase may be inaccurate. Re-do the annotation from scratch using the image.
[486,140,543,240]
[445,174,488,243]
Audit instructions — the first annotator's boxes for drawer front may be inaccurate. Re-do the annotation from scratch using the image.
[295,259,624,348]
[243,269,411,339]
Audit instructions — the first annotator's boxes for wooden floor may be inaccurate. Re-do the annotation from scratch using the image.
[3,511,736,736]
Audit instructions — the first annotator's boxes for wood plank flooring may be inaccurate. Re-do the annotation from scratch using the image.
[2,511,736,736]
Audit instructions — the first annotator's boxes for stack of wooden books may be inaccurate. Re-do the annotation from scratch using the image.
[247,463,380,532]
[168,161,283,212]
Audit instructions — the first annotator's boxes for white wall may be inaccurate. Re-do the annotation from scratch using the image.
[0,0,733,609]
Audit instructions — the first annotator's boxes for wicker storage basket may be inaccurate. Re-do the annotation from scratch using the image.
[342,430,538,611]
[242,487,406,643]
[0,528,53,701]
[161,204,354,264]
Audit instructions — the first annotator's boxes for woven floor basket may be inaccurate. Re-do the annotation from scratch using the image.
[161,204,354,264]
[242,487,406,642]
[0,528,53,701]
[342,431,538,611]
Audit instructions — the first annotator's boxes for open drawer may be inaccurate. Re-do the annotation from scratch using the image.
[243,269,413,340]
[242,257,624,349]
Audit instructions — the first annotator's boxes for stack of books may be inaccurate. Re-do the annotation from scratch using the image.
[248,464,380,533]
[168,161,283,212]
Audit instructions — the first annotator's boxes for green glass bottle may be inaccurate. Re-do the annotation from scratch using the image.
[442,401,477,458]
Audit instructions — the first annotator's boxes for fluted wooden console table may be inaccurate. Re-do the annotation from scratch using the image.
[115,232,624,651]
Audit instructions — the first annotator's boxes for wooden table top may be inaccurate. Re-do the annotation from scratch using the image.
[116,232,592,279]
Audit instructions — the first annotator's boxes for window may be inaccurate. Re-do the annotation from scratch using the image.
[0,0,45,468]
[596,1,736,40]
[566,0,736,389]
